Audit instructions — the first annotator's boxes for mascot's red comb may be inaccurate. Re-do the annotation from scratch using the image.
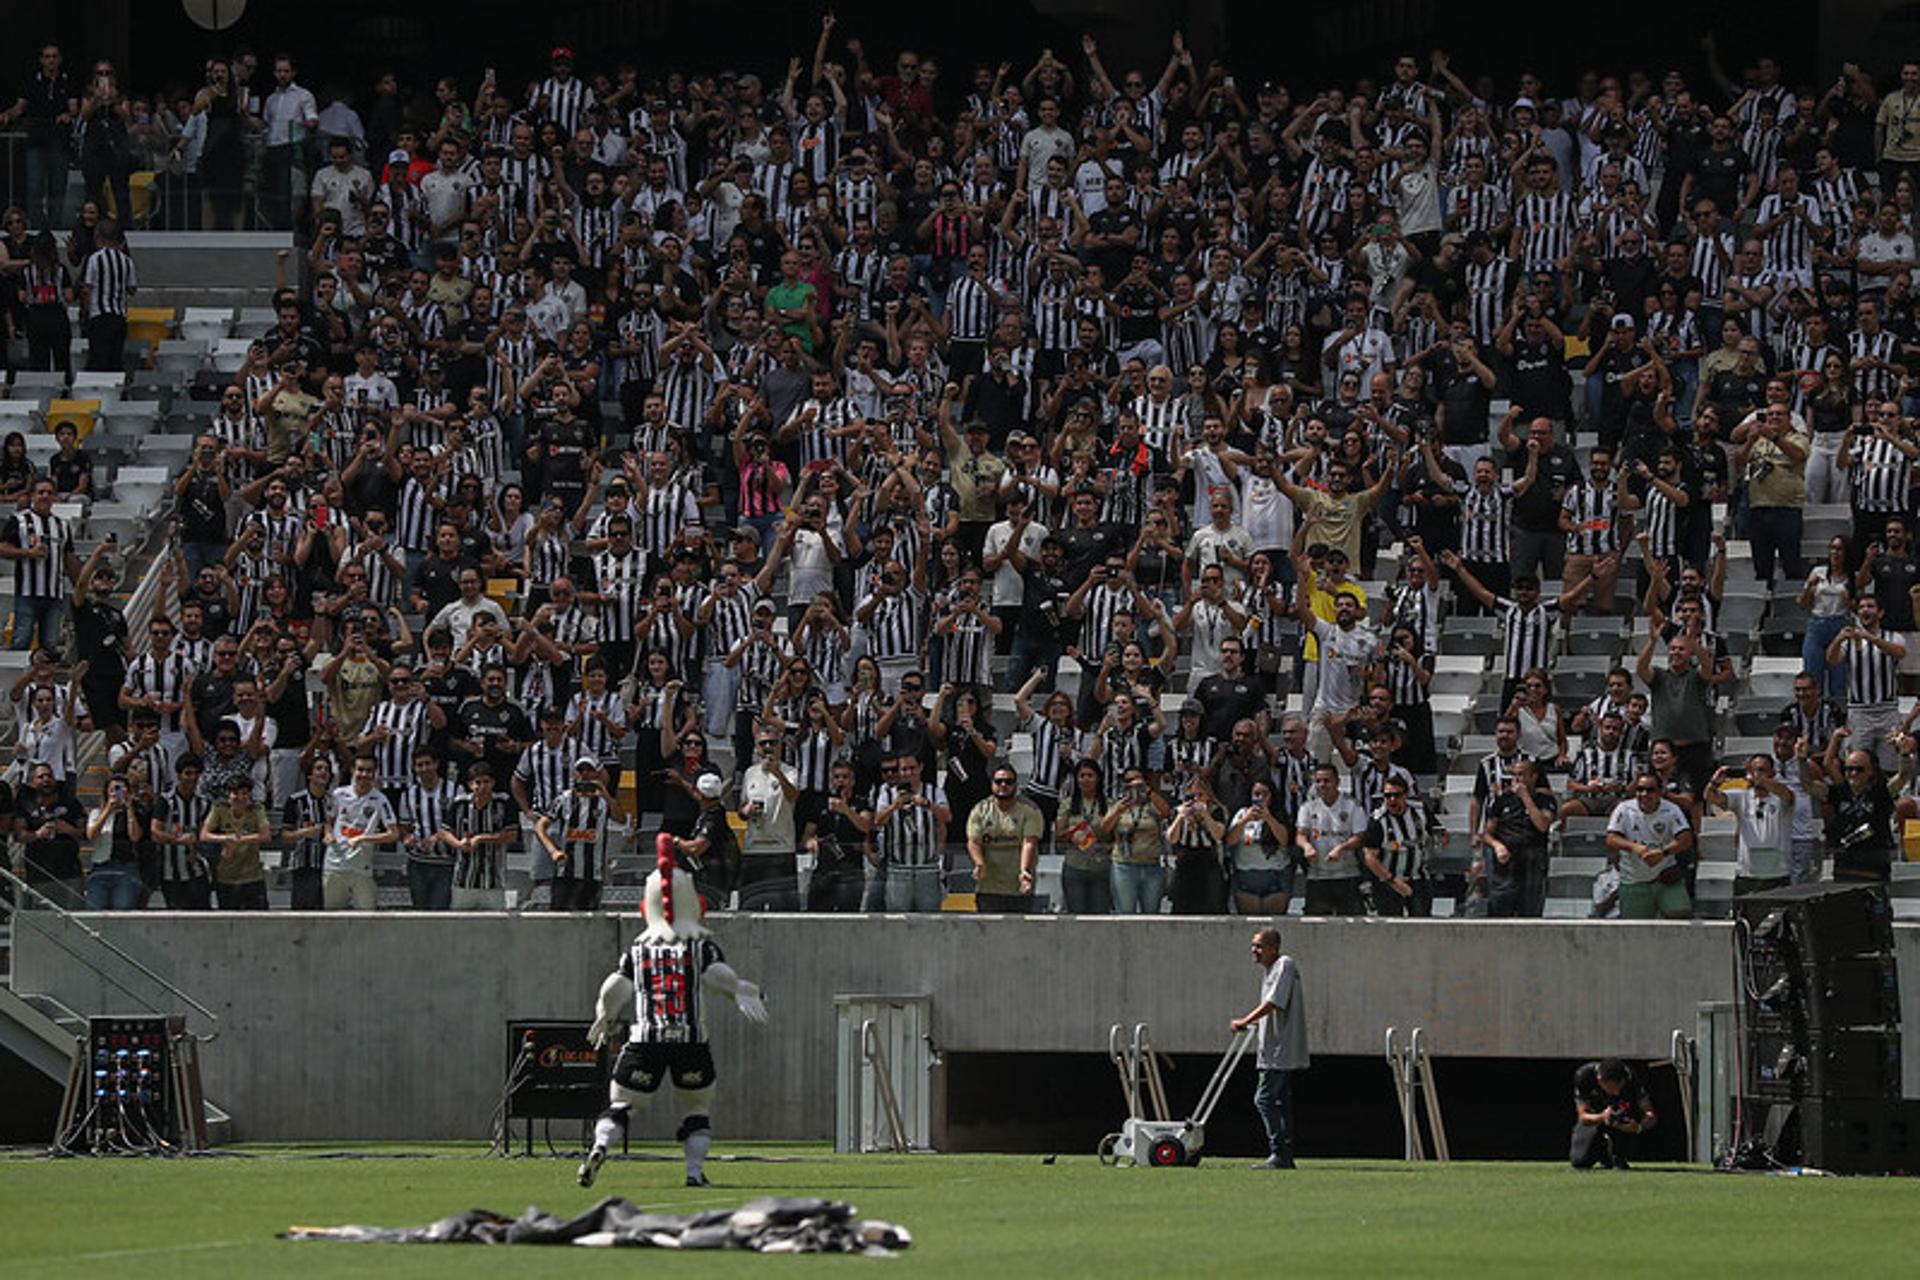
[655,832,677,926]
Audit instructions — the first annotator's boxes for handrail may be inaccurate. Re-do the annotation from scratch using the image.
[860,1018,909,1153]
[0,866,219,1042]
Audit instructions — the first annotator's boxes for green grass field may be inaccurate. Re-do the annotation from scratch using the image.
[4,1144,1918,1276]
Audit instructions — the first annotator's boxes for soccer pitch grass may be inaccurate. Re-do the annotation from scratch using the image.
[5,1144,1919,1277]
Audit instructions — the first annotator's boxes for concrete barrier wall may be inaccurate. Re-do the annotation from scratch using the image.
[17,914,1919,1142]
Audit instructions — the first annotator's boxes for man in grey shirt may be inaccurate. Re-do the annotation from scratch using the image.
[1232,927,1310,1169]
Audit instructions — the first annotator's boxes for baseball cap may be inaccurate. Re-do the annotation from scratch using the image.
[1512,96,1537,111]
[1610,314,1635,331]
[1180,698,1204,715]
[387,148,410,167]
[696,774,725,799]
[550,46,574,62]
[574,756,600,772]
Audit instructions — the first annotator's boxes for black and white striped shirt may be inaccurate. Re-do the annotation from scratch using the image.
[1455,482,1514,563]
[620,935,725,1044]
[1640,483,1681,560]
[1464,254,1512,345]
[1756,192,1822,275]
[450,792,515,890]
[534,76,594,135]
[862,586,924,662]
[123,650,195,734]
[1728,269,1778,342]
[513,738,574,817]
[1493,597,1560,679]
[543,787,620,882]
[1514,191,1575,272]
[945,274,994,343]
[364,698,431,787]
[567,688,628,765]
[1562,479,1621,556]
[1689,230,1735,299]
[1850,435,1912,512]
[160,789,214,881]
[7,509,72,598]
[81,245,137,318]
[1351,758,1414,813]
[1572,739,1643,795]
[873,780,948,868]
[591,547,649,643]
[1025,711,1079,799]
[1846,630,1901,707]
[1365,802,1427,879]
[400,777,461,864]
[279,789,328,873]
[396,476,439,553]
[1131,395,1188,463]
[1850,328,1901,402]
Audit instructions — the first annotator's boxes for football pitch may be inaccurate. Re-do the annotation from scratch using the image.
[4,1143,1917,1276]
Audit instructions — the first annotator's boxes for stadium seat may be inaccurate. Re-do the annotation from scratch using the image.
[44,398,100,437]
[125,306,176,347]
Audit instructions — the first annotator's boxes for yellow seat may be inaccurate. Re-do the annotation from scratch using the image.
[485,577,519,612]
[616,769,639,822]
[1904,819,1920,860]
[941,892,979,912]
[126,305,176,347]
[128,170,155,223]
[44,398,101,438]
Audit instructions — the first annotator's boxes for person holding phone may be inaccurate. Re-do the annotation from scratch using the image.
[82,768,146,910]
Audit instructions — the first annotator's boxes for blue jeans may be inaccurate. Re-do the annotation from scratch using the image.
[182,540,227,582]
[1109,861,1165,915]
[407,858,453,910]
[702,660,740,739]
[744,512,783,555]
[1746,506,1804,584]
[1254,1068,1295,1161]
[25,141,68,229]
[85,866,144,910]
[11,596,64,651]
[1006,633,1060,693]
[1803,613,1849,701]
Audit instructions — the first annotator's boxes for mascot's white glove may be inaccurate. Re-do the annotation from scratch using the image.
[704,962,768,1025]
[588,972,634,1048]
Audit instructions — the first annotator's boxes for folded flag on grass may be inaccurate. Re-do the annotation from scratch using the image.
[283,1195,911,1254]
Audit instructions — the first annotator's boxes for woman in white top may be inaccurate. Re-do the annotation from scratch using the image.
[9,683,78,790]
[1508,666,1568,768]
[1227,779,1294,916]
[1799,535,1852,700]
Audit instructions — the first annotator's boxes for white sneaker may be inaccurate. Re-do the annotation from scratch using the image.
[577,1146,606,1188]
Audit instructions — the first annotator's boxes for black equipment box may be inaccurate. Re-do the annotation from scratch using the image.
[505,1020,608,1121]
[1736,883,1895,962]
[1748,1027,1901,1100]
[1740,1097,1920,1174]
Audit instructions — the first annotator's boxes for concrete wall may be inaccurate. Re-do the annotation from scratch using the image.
[124,231,290,308]
[17,914,1919,1142]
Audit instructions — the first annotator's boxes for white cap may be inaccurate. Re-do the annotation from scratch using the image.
[696,774,725,799]
[387,148,411,167]
[574,756,601,772]
[1511,96,1537,111]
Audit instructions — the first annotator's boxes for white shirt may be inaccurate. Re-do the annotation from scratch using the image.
[343,371,400,412]
[740,762,796,855]
[1255,954,1310,1071]
[1310,617,1376,713]
[1322,326,1394,387]
[1723,784,1792,880]
[1296,791,1368,881]
[1238,470,1293,552]
[429,596,510,651]
[419,168,474,232]
[262,83,319,146]
[1605,797,1689,884]
[324,785,394,874]
[982,519,1047,608]
[1185,523,1255,590]
[311,164,373,237]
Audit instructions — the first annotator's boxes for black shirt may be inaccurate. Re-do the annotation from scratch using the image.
[50,448,92,496]
[1087,205,1143,280]
[1689,146,1750,217]
[458,695,533,784]
[1193,672,1265,743]
[20,795,85,882]
[71,597,129,684]
[1868,552,1920,631]
[410,552,477,618]
[1573,1060,1648,1115]
[1056,523,1125,581]
[18,70,76,146]
[179,469,227,543]
[1018,566,1072,643]
[1829,779,1897,882]
[420,662,480,756]
[1486,785,1556,877]
[1504,443,1581,533]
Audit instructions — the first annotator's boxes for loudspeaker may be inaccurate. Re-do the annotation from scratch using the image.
[1747,1027,1902,1100]
[1736,883,1895,967]
[1748,954,1901,1031]
[1742,1097,1920,1175]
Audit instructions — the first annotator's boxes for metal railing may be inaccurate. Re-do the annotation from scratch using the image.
[0,865,219,1042]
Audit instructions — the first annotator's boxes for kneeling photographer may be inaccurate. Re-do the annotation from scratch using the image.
[1570,1058,1656,1170]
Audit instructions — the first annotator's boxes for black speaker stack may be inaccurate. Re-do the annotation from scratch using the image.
[1733,883,1919,1174]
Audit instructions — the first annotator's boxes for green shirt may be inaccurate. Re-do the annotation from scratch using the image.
[764,280,818,351]
[206,802,269,885]
[966,797,1044,894]
[946,438,1007,523]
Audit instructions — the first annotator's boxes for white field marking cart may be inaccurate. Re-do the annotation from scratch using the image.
[1099,1028,1252,1167]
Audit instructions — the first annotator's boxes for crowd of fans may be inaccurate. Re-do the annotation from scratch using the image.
[5,22,1920,918]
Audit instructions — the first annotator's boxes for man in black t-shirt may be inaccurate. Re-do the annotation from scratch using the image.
[1499,415,1581,581]
[1480,758,1555,917]
[453,664,534,796]
[18,762,86,908]
[1193,641,1267,743]
[1011,538,1072,693]
[1571,1058,1655,1169]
